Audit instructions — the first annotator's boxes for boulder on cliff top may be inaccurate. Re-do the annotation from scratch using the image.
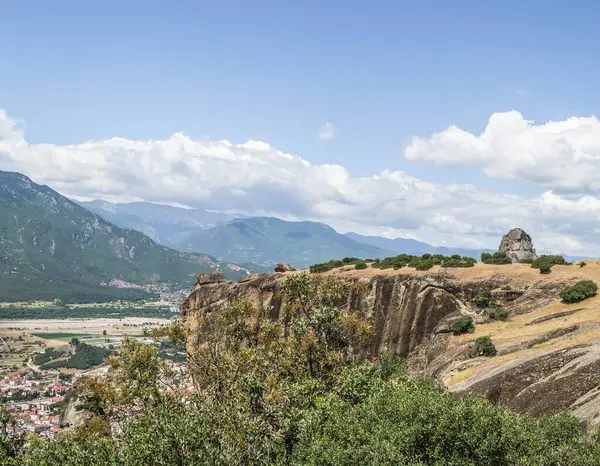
[275,263,296,273]
[498,228,537,263]
[195,272,225,285]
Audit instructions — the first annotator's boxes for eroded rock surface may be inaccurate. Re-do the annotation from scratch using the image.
[498,228,537,263]
[182,265,600,427]
[452,344,600,428]
[183,272,471,359]
[59,386,95,429]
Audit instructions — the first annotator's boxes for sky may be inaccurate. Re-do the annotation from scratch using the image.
[3,1,600,254]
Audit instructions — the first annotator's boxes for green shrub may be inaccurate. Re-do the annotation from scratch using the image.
[449,316,475,334]
[473,291,494,308]
[481,251,512,265]
[579,261,587,268]
[519,258,534,264]
[560,280,598,303]
[531,255,566,270]
[539,264,552,274]
[415,260,434,271]
[472,336,497,357]
[311,257,376,273]
[354,261,367,270]
[487,308,509,321]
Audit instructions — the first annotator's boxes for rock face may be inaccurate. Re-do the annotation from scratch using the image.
[59,386,95,429]
[274,263,296,273]
[182,267,600,426]
[182,272,474,360]
[498,228,537,263]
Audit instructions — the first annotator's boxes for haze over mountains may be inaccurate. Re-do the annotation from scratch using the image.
[0,171,247,302]
[81,200,234,248]
[78,199,497,268]
[176,217,395,270]
[77,197,592,268]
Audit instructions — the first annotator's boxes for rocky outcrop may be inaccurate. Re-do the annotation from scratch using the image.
[59,385,95,429]
[452,344,600,428]
[498,228,537,263]
[183,272,465,359]
[181,271,565,363]
[274,263,296,272]
[182,266,600,425]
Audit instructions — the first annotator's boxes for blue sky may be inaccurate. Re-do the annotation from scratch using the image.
[3,1,600,252]
[2,1,596,181]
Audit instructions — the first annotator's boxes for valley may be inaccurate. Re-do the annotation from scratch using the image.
[0,316,173,438]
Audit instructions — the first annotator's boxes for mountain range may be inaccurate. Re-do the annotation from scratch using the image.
[0,171,247,302]
[81,200,234,248]
[176,217,395,270]
[73,201,504,268]
[80,201,497,268]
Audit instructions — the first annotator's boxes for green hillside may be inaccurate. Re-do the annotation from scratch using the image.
[177,217,395,269]
[0,171,248,302]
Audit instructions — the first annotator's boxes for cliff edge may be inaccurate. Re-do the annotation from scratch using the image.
[181,261,600,428]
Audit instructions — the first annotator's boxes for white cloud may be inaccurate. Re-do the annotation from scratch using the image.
[318,122,336,140]
[404,110,600,192]
[2,109,600,255]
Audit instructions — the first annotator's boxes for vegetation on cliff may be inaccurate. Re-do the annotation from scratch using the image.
[3,273,600,465]
[531,255,568,270]
[481,251,512,264]
[560,280,598,304]
[310,253,476,273]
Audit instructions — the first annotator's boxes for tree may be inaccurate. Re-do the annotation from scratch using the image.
[539,264,552,274]
[102,330,107,336]
[0,409,25,461]
[70,337,80,347]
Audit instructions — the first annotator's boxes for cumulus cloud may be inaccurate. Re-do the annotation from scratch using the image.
[318,122,336,140]
[2,109,600,255]
[404,110,600,192]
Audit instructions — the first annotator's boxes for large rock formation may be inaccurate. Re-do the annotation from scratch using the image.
[498,228,537,263]
[183,271,472,359]
[182,265,600,427]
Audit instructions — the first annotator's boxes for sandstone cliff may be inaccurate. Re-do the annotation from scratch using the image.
[181,262,600,428]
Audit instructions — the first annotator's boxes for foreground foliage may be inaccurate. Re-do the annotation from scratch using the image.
[5,273,600,465]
